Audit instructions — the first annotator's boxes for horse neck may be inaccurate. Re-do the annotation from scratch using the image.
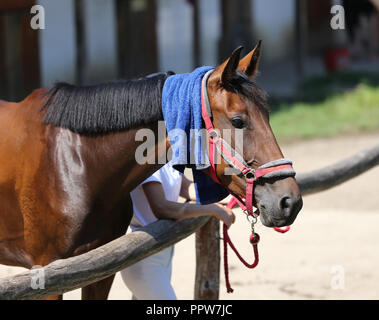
[118,121,169,192]
[80,121,169,194]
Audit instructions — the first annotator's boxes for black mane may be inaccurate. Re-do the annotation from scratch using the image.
[41,69,268,135]
[41,72,173,135]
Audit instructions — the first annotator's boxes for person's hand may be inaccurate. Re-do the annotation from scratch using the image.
[208,203,235,228]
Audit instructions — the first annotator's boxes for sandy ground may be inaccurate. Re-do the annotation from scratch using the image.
[0,133,378,300]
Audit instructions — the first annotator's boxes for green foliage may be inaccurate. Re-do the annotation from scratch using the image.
[270,82,379,141]
[299,71,379,102]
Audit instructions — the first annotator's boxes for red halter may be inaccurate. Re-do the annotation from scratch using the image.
[200,70,294,217]
[201,70,295,292]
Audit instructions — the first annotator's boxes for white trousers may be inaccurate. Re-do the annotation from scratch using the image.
[120,246,177,300]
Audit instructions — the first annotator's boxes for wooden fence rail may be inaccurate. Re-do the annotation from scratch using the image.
[0,217,211,300]
[297,143,379,196]
[0,143,378,300]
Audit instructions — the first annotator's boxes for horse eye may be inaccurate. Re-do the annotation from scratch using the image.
[231,118,245,129]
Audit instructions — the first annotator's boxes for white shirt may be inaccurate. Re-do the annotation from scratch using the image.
[130,162,183,230]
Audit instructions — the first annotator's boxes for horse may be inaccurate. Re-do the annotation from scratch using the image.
[0,42,302,299]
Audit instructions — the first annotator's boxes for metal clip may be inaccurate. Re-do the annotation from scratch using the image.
[244,169,256,180]
[243,210,258,226]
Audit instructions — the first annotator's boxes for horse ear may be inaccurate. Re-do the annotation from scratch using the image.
[217,46,244,85]
[238,40,262,78]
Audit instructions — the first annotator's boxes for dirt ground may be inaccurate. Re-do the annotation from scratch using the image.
[1,133,378,300]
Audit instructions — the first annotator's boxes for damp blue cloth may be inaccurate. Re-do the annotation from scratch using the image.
[162,66,229,204]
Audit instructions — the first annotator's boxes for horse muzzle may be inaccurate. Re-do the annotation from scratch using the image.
[255,177,303,227]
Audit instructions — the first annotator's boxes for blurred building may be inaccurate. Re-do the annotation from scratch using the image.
[0,0,377,101]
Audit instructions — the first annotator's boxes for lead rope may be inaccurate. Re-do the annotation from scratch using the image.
[223,198,260,293]
[223,197,290,293]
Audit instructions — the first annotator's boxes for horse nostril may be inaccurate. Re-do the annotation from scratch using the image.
[279,196,292,211]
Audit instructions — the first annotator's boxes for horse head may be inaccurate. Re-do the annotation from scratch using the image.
[205,42,303,227]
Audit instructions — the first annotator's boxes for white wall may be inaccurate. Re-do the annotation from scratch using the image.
[157,0,193,73]
[37,0,295,84]
[252,0,295,62]
[85,0,117,84]
[38,0,76,87]
[157,0,222,72]
[38,0,117,87]
[199,0,221,67]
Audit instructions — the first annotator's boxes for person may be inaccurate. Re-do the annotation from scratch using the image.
[120,162,234,300]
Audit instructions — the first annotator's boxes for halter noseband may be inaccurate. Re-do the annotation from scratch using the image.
[200,69,296,217]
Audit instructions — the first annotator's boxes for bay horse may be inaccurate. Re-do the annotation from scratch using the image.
[0,42,302,299]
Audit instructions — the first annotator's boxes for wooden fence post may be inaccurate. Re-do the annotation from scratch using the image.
[116,0,158,79]
[295,0,308,81]
[194,217,220,300]
[74,0,87,85]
